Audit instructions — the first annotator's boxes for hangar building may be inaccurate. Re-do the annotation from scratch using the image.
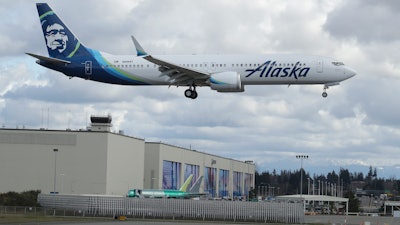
[0,116,255,198]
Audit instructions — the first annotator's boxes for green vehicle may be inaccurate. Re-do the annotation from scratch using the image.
[127,175,205,198]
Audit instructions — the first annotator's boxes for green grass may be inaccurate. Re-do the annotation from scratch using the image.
[0,214,110,224]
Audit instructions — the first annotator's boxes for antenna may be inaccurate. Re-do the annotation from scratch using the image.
[47,108,49,129]
[68,110,71,129]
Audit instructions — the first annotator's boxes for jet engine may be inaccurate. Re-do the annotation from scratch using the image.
[209,71,244,92]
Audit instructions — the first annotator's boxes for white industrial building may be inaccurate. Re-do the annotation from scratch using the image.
[0,116,255,198]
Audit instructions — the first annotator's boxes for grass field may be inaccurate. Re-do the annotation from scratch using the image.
[0,214,110,224]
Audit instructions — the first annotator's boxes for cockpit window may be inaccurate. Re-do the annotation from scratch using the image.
[332,61,345,66]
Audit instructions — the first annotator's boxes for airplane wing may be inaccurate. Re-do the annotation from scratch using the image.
[144,55,210,86]
[131,36,210,87]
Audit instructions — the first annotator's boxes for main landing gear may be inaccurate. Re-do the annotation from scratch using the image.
[184,86,198,99]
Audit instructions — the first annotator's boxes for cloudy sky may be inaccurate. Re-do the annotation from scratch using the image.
[1,0,399,178]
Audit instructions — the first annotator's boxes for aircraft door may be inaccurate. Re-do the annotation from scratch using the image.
[83,61,92,75]
[316,60,323,73]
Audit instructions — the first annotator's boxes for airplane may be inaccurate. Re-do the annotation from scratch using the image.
[27,3,356,99]
[127,175,207,198]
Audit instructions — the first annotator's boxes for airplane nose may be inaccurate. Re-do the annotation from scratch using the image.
[345,67,357,78]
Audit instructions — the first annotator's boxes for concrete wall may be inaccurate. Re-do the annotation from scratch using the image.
[143,143,160,189]
[0,129,146,196]
[0,129,108,195]
[106,133,145,195]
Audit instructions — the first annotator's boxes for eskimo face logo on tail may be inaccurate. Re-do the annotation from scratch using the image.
[245,61,310,79]
[45,23,68,53]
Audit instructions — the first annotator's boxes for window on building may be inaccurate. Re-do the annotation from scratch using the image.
[204,167,217,197]
[185,164,200,188]
[162,161,181,190]
[244,173,253,198]
[233,171,242,197]
[219,169,229,198]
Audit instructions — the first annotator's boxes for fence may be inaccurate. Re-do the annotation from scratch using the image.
[38,194,304,223]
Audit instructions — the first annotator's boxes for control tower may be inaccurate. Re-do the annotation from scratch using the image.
[89,115,112,132]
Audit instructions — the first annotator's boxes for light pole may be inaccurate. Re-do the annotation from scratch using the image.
[53,149,58,194]
[296,155,308,198]
[52,148,58,215]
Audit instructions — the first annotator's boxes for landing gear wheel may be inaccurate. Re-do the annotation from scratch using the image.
[184,89,193,98]
[190,91,198,99]
[322,85,329,98]
[184,88,198,99]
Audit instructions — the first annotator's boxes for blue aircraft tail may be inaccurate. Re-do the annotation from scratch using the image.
[36,3,91,60]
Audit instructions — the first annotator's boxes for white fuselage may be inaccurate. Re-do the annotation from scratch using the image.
[95,52,356,86]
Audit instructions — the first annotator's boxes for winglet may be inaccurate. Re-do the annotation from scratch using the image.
[131,35,148,56]
[179,174,194,192]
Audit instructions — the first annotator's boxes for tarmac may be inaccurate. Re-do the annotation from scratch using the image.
[8,215,400,225]
[305,215,399,225]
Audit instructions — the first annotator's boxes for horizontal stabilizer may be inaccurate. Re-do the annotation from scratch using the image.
[26,53,71,65]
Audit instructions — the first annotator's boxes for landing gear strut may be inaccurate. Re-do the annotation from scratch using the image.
[322,85,328,98]
[184,86,198,99]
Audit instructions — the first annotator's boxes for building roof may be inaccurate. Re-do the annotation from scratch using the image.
[276,194,348,203]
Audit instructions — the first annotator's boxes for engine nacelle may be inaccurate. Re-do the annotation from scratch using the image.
[209,71,244,92]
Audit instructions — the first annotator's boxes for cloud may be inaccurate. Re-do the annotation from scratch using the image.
[0,0,399,178]
[324,0,400,43]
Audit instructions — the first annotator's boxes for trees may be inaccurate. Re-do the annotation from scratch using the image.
[255,166,397,197]
[0,190,41,207]
[344,190,360,212]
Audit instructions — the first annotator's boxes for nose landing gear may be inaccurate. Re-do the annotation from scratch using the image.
[322,85,328,98]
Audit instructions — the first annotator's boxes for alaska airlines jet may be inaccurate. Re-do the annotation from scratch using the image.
[127,175,206,198]
[27,3,356,99]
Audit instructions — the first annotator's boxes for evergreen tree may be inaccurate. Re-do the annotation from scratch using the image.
[344,190,360,212]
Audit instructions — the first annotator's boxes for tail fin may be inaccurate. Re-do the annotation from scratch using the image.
[36,3,90,60]
[179,175,193,192]
[189,176,203,193]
